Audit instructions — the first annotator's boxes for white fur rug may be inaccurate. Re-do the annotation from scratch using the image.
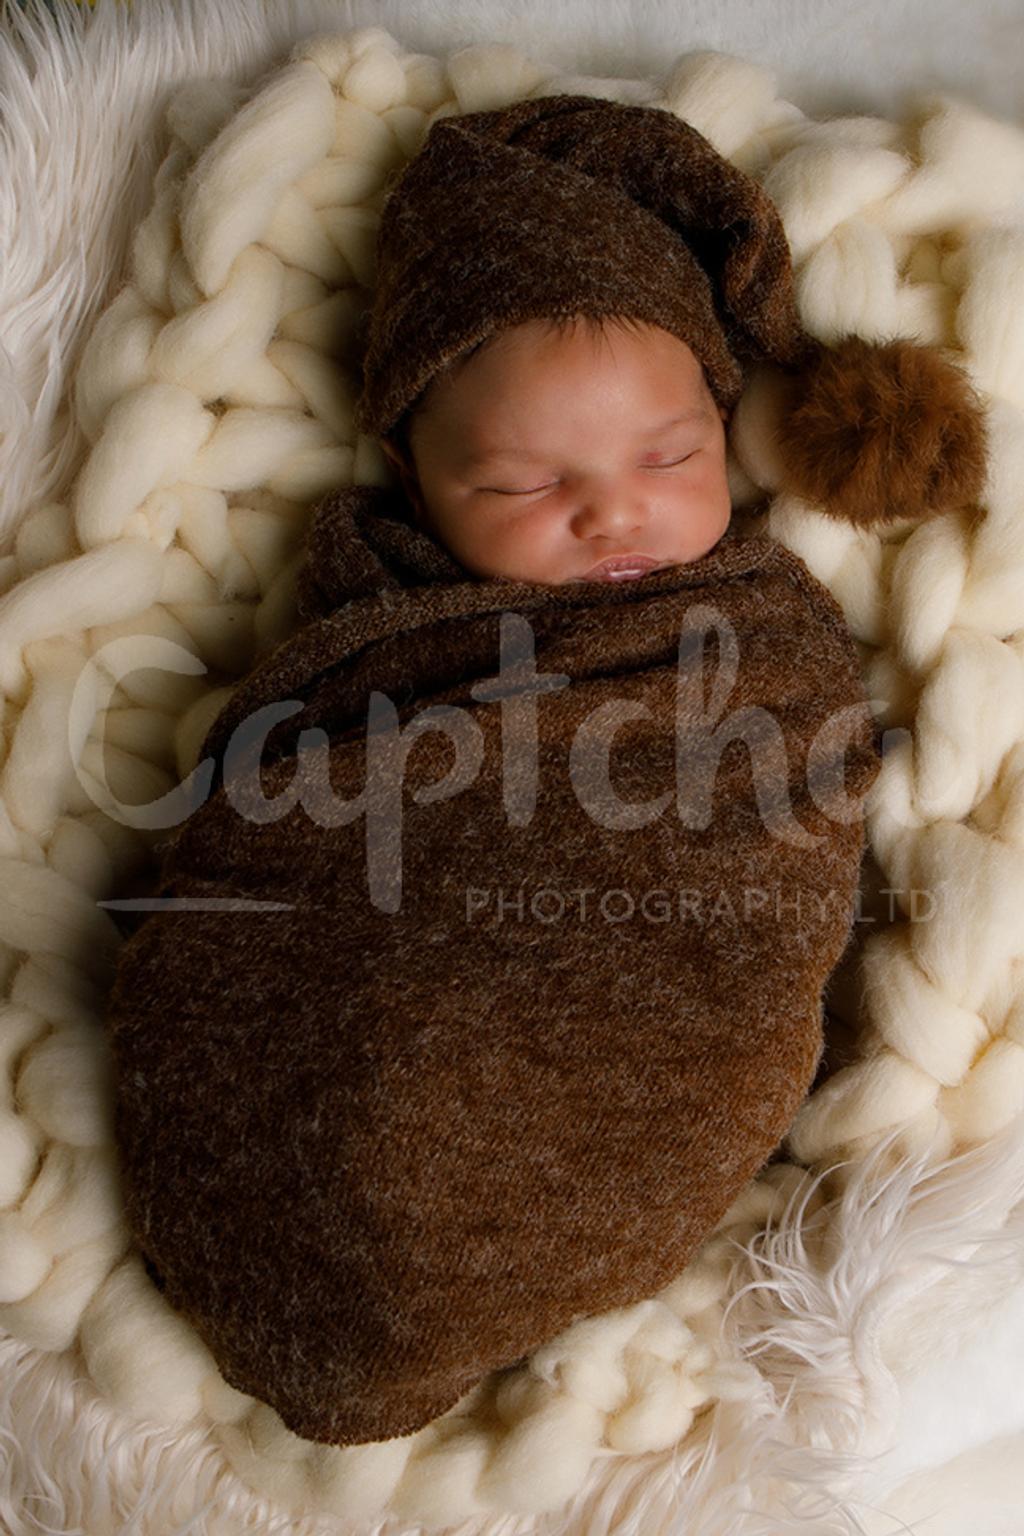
[4,2,1024,1532]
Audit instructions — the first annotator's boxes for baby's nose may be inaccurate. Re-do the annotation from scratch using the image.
[572,495,649,537]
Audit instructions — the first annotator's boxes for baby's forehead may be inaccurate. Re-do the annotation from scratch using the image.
[410,316,715,445]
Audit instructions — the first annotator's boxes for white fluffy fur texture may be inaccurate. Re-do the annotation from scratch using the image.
[3,4,1024,1533]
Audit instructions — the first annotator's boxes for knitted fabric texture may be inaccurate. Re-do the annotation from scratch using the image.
[104,483,881,1447]
[353,93,820,442]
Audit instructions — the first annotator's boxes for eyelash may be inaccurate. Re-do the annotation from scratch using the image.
[482,453,697,496]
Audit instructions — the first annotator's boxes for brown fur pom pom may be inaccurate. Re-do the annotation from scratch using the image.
[774,335,989,526]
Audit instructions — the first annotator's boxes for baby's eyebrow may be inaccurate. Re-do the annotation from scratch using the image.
[645,407,714,434]
[463,407,712,466]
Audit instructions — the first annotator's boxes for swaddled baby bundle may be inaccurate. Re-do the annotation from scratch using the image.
[103,92,987,1446]
[106,478,881,1445]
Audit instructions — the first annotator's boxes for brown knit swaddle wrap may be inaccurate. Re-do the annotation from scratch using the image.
[105,483,881,1446]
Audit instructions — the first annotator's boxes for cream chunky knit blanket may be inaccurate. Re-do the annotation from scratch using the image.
[4,21,1024,1534]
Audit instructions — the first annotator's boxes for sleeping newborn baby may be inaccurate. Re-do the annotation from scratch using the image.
[104,95,987,1449]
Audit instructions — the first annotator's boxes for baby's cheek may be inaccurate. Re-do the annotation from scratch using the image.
[697,456,733,511]
[452,510,533,576]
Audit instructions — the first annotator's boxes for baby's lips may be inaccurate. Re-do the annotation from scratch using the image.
[580,555,666,580]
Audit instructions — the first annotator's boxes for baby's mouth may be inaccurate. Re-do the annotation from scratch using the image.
[577,555,667,582]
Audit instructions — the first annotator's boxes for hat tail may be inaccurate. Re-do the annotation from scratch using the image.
[773,335,989,527]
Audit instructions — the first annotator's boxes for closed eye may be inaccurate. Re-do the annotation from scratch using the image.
[643,452,697,471]
[481,483,557,497]
[481,452,697,496]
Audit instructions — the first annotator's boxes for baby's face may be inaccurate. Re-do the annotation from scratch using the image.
[381,317,732,585]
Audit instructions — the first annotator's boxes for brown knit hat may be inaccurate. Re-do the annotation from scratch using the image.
[354,93,989,528]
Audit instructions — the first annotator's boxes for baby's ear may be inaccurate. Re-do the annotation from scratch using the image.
[380,436,406,474]
[380,436,429,525]
[380,436,414,492]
